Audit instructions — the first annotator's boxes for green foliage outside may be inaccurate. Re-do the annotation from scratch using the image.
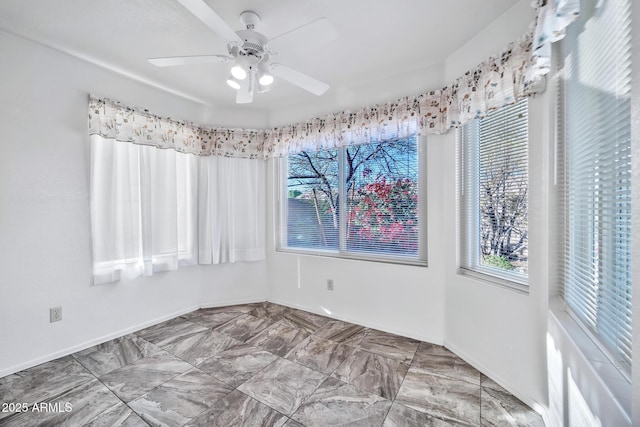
[482,254,514,271]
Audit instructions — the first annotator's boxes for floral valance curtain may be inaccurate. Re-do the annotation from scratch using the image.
[88,0,578,158]
[88,97,265,159]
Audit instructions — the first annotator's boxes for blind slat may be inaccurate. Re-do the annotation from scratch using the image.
[460,98,529,283]
[560,0,632,373]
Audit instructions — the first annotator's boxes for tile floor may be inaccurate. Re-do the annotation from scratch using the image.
[0,302,545,426]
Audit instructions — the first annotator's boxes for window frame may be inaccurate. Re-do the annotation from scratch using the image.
[458,98,530,291]
[276,135,428,266]
[557,0,633,379]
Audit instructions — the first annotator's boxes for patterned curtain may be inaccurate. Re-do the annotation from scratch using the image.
[88,96,266,159]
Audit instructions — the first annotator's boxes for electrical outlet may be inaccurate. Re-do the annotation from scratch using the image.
[327,279,334,291]
[50,307,62,323]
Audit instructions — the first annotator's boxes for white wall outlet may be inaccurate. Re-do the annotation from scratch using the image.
[327,279,334,291]
[50,306,62,323]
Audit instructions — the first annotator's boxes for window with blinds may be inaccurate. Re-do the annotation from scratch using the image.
[460,99,529,287]
[278,136,427,265]
[559,0,632,375]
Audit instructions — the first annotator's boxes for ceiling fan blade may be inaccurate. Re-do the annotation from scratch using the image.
[268,18,338,53]
[236,77,254,104]
[148,55,232,67]
[272,64,329,96]
[176,0,242,43]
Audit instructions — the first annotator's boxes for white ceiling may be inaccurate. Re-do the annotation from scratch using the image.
[0,0,521,111]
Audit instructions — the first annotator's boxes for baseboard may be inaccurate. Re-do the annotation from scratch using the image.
[444,341,551,426]
[0,304,199,378]
[266,297,444,346]
[199,296,266,309]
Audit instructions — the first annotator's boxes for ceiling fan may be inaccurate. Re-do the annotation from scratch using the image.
[149,0,336,104]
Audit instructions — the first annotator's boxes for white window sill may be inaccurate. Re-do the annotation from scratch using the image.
[549,306,632,419]
[457,267,529,294]
[275,247,428,267]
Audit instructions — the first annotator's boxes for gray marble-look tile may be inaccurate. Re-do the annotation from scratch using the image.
[85,403,148,426]
[98,350,192,402]
[332,349,409,400]
[185,389,288,427]
[197,343,279,388]
[480,376,544,427]
[129,368,233,426]
[278,308,331,334]
[238,357,327,416]
[382,402,454,427]
[480,374,506,392]
[181,309,244,329]
[1,378,122,427]
[214,313,275,342]
[313,319,369,347]
[248,302,290,321]
[357,329,420,363]
[136,317,209,348]
[246,322,309,357]
[163,329,240,365]
[412,343,481,385]
[283,419,304,427]
[198,303,259,314]
[0,356,94,419]
[285,335,355,375]
[292,376,392,427]
[73,334,162,377]
[395,367,481,426]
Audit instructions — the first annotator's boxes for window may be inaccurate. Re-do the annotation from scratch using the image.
[277,136,426,265]
[90,136,266,285]
[90,136,198,285]
[559,0,632,375]
[460,99,529,287]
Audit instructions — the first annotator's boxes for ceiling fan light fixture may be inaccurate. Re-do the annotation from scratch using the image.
[226,75,241,90]
[256,81,271,93]
[257,61,273,86]
[230,56,248,80]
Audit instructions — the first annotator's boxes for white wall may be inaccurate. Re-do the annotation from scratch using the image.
[0,30,269,377]
[440,0,548,407]
[265,131,446,343]
[265,50,448,344]
[265,0,547,406]
[2,1,636,423]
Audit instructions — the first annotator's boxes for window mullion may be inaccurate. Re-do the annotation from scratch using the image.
[338,147,347,253]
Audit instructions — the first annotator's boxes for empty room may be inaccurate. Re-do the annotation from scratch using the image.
[0,0,637,426]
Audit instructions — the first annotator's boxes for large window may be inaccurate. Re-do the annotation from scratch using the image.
[460,99,529,287]
[560,0,632,374]
[277,136,426,265]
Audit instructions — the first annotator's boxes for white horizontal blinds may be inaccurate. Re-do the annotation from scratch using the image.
[285,149,340,251]
[344,138,420,257]
[561,0,632,372]
[461,99,528,281]
[281,137,424,263]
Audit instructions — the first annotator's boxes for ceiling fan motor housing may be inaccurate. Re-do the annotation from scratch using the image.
[235,29,268,60]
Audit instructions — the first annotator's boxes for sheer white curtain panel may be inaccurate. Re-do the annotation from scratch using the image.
[198,156,266,264]
[90,135,198,285]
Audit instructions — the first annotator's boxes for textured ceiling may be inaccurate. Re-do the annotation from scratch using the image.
[0,0,522,111]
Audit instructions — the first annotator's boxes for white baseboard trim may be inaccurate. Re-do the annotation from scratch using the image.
[444,341,551,427]
[199,296,266,309]
[1,297,270,378]
[266,297,444,346]
[0,304,199,379]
